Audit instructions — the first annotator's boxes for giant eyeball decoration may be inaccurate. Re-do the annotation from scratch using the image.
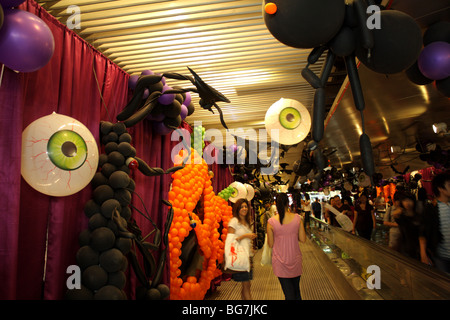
[228,181,247,203]
[244,183,255,201]
[21,112,99,196]
[265,98,311,146]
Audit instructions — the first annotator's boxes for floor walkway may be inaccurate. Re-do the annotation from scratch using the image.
[206,237,351,300]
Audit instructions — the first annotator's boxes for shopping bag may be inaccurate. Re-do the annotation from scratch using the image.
[260,234,272,266]
[224,233,250,272]
[324,203,353,232]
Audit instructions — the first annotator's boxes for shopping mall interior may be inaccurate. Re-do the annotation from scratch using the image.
[0,0,449,304]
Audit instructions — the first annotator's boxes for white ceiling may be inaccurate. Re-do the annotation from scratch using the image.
[36,0,450,186]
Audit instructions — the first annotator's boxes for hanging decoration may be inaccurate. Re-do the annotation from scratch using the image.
[118,67,231,133]
[0,3,55,72]
[21,112,98,197]
[264,98,311,146]
[405,21,450,97]
[263,0,423,189]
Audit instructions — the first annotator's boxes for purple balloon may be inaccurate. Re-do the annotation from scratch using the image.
[180,104,188,120]
[0,0,25,8]
[183,91,192,106]
[140,69,153,76]
[158,85,175,105]
[152,121,173,135]
[0,9,55,72]
[128,75,139,90]
[418,41,450,80]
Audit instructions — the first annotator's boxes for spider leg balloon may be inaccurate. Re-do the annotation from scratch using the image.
[116,67,230,130]
[263,0,422,188]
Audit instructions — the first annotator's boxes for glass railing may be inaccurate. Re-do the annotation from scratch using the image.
[306,217,450,300]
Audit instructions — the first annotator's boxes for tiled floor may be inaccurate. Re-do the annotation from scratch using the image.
[206,237,345,300]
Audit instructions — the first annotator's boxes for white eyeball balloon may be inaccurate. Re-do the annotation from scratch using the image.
[21,112,99,197]
[244,183,255,201]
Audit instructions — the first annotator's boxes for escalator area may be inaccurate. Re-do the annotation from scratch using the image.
[306,217,450,300]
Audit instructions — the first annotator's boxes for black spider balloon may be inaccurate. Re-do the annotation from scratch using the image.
[263,0,423,188]
[117,67,230,130]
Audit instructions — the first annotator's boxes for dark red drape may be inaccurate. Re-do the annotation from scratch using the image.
[0,0,129,299]
[0,0,233,300]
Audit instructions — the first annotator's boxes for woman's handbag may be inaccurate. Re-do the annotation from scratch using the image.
[260,234,272,266]
[223,233,250,273]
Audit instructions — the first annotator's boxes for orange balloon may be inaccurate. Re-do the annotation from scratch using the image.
[264,2,277,15]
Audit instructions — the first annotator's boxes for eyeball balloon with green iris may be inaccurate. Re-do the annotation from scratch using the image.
[21,112,99,197]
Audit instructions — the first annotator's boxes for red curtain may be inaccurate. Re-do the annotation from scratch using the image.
[0,0,233,299]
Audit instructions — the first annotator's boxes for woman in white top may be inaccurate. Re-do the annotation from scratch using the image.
[227,198,257,300]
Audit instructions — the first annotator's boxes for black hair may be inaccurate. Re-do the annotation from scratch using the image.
[432,171,450,197]
[276,193,289,225]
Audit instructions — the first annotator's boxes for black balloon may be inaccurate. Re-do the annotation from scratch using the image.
[82,265,108,291]
[99,248,124,273]
[109,170,131,189]
[436,76,450,97]
[405,61,434,85]
[329,26,356,57]
[94,285,125,300]
[76,246,99,270]
[423,21,450,46]
[355,10,422,74]
[90,227,115,252]
[263,0,345,49]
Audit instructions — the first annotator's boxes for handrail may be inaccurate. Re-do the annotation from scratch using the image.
[307,216,450,300]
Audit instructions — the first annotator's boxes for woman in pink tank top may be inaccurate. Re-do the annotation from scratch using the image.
[267,193,306,300]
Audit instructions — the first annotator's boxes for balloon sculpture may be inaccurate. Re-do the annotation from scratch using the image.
[168,149,233,300]
[118,67,231,132]
[405,21,450,97]
[65,121,184,300]
[21,112,98,197]
[0,1,55,72]
[263,0,423,187]
[65,64,232,299]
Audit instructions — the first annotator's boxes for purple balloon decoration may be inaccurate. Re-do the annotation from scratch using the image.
[418,41,450,80]
[0,9,55,73]
[128,75,139,90]
[183,91,192,106]
[152,121,173,136]
[0,0,25,8]
[158,85,175,105]
[180,104,188,120]
[140,69,153,76]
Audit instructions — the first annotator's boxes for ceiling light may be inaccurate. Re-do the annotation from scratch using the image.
[432,122,447,134]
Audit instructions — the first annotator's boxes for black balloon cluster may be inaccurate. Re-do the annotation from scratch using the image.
[263,0,424,189]
[65,121,181,300]
[119,67,230,133]
[405,21,450,97]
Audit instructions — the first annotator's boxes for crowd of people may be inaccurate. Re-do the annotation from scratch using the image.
[224,170,450,300]
[298,171,450,273]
